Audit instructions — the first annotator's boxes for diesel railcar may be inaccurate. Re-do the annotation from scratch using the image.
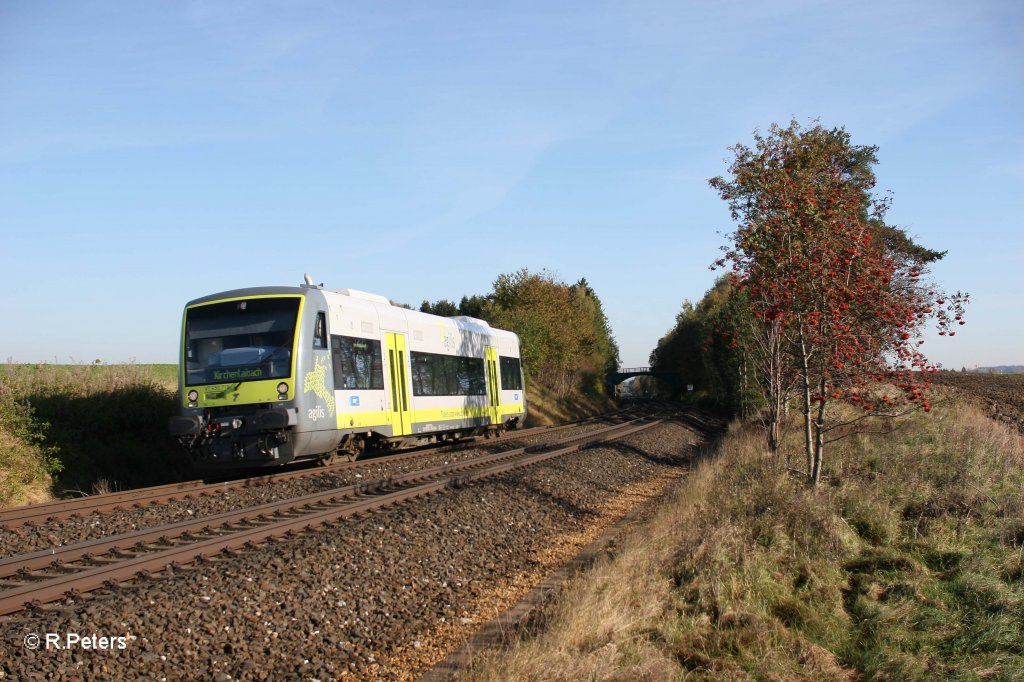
[168,279,527,470]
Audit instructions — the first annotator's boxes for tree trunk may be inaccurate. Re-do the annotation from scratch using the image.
[811,382,827,485]
[798,328,815,483]
[739,355,748,420]
[802,366,813,479]
[763,320,784,454]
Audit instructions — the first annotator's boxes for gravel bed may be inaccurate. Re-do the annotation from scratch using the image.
[0,419,702,681]
[0,423,605,560]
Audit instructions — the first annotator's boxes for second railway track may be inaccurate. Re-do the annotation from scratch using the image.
[0,411,640,532]
[0,414,664,616]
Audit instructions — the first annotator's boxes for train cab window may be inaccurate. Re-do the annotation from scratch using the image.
[183,296,299,386]
[331,335,384,390]
[499,356,523,391]
[313,312,327,349]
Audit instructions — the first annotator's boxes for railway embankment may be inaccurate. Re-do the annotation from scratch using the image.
[0,363,182,508]
[460,392,1024,680]
[1,408,707,680]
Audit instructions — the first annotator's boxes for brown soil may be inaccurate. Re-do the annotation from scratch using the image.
[932,371,1024,432]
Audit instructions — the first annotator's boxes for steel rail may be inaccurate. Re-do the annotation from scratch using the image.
[0,417,660,616]
[0,416,649,580]
[0,414,625,530]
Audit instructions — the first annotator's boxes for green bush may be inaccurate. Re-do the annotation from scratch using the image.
[1,363,186,503]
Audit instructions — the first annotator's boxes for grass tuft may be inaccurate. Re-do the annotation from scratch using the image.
[461,394,1024,680]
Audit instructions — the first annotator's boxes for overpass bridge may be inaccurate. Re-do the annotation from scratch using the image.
[609,366,693,392]
[610,366,660,384]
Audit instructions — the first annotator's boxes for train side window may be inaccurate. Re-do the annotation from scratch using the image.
[499,356,523,391]
[331,335,384,390]
[410,351,485,396]
[313,312,327,349]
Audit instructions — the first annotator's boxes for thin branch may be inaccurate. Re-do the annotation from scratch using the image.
[821,405,918,434]
[824,424,907,445]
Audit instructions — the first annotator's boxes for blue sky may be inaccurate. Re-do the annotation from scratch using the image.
[2,0,1021,369]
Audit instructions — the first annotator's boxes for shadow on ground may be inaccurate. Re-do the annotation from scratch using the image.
[29,385,190,496]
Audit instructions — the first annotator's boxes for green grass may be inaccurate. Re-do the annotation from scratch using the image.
[464,397,1024,681]
[0,363,186,506]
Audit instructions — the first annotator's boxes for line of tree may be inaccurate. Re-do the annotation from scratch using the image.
[649,276,759,416]
[421,269,620,399]
[653,120,967,484]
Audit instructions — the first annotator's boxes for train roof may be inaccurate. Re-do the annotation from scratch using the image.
[182,285,518,342]
[184,286,308,307]
[184,285,405,307]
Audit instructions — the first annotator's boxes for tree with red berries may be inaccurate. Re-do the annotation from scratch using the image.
[710,120,967,484]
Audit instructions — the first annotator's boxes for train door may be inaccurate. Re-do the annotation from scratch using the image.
[385,332,412,436]
[485,346,501,425]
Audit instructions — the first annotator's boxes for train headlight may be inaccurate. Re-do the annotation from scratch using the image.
[187,389,199,402]
[277,382,289,397]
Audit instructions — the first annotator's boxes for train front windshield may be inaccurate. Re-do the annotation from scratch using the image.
[184,297,300,386]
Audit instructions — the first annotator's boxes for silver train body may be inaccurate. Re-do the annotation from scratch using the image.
[168,283,527,470]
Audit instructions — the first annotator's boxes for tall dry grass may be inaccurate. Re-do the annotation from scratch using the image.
[463,395,1024,681]
[0,363,183,507]
[523,378,615,427]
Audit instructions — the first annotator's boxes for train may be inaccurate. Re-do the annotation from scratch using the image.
[168,277,527,470]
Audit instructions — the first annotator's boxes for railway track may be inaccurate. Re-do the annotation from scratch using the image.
[0,414,663,616]
[0,411,634,531]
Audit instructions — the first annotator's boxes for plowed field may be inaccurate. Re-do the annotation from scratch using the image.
[932,371,1024,432]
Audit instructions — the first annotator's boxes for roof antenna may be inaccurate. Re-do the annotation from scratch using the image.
[303,273,314,286]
